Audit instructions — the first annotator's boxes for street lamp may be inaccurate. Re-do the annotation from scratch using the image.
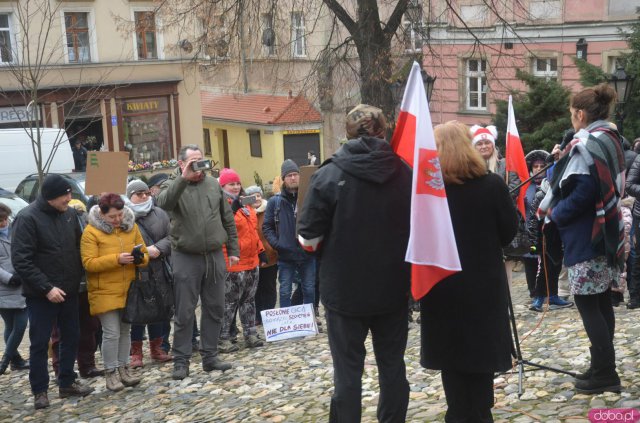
[391,65,437,105]
[606,66,636,134]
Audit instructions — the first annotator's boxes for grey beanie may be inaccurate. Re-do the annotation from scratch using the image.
[245,185,263,196]
[126,180,149,199]
[281,159,300,178]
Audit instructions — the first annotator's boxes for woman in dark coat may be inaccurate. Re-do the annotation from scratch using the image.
[420,121,518,423]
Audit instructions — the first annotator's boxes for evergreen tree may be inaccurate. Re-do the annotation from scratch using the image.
[493,70,572,153]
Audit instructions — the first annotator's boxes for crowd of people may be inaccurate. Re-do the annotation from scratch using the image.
[0,81,635,422]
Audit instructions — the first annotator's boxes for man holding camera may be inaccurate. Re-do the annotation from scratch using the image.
[156,144,239,380]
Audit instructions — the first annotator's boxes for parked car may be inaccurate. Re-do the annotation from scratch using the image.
[14,173,89,205]
[0,188,29,222]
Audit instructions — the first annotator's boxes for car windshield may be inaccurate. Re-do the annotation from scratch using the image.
[0,196,29,221]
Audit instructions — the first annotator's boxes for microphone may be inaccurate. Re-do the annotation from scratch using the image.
[546,129,576,164]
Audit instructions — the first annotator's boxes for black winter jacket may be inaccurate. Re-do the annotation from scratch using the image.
[136,206,172,283]
[11,196,84,298]
[626,154,640,218]
[297,136,412,316]
[263,189,310,263]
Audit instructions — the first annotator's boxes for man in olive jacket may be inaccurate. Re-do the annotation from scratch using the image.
[156,144,239,380]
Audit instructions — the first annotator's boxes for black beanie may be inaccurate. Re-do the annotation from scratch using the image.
[147,173,169,188]
[281,159,300,179]
[41,174,72,200]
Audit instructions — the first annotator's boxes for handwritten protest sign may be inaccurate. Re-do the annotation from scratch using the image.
[85,152,129,195]
[260,304,318,342]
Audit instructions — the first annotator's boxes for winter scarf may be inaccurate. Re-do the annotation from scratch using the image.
[124,197,153,218]
[539,120,625,271]
[87,205,136,234]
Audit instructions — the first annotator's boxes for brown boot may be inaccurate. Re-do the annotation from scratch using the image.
[105,369,124,392]
[129,340,143,369]
[149,338,172,362]
[118,366,141,387]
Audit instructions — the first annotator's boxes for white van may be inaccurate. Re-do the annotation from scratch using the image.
[0,128,75,191]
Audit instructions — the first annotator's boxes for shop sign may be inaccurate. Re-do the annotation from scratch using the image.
[122,98,168,114]
[0,106,39,124]
[283,129,320,135]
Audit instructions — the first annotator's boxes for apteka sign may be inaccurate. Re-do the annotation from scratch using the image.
[260,304,318,342]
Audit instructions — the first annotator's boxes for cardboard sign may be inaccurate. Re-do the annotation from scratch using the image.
[261,304,318,342]
[296,165,318,223]
[85,152,130,195]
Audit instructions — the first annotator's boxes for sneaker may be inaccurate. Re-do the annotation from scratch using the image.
[219,340,239,353]
[172,363,189,380]
[548,295,573,309]
[202,357,232,372]
[34,392,49,410]
[59,380,94,398]
[245,335,264,348]
[529,296,544,312]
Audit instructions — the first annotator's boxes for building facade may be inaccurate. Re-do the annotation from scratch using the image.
[0,0,203,168]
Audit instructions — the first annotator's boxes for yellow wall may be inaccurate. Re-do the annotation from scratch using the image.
[202,120,283,189]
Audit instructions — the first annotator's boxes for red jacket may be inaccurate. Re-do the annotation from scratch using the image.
[223,199,264,272]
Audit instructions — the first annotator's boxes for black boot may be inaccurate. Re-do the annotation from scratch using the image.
[10,353,29,371]
[575,345,621,394]
[574,346,594,381]
[0,355,10,375]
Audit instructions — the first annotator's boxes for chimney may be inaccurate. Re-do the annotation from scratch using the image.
[288,90,293,99]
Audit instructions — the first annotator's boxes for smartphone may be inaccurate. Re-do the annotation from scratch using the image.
[192,159,212,171]
[240,195,257,206]
[131,244,143,255]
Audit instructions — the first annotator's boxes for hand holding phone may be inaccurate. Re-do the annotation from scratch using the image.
[131,244,144,265]
[240,195,257,206]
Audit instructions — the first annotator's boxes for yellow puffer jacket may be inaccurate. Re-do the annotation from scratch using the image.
[81,205,148,316]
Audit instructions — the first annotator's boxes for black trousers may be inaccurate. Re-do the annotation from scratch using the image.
[326,307,409,423]
[533,253,562,297]
[574,289,615,349]
[254,265,278,324]
[440,369,495,423]
[522,256,539,297]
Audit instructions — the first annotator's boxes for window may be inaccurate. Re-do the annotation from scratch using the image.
[122,97,172,162]
[466,59,487,110]
[203,128,212,156]
[532,57,557,81]
[291,12,305,57]
[135,11,157,60]
[64,12,91,63]
[262,13,276,56]
[404,0,424,52]
[0,13,13,64]
[249,130,262,157]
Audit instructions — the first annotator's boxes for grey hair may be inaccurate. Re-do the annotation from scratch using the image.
[178,144,202,161]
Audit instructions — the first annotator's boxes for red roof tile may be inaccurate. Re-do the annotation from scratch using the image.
[201,92,322,125]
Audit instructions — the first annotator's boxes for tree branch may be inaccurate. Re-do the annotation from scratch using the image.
[383,0,410,38]
[321,0,356,34]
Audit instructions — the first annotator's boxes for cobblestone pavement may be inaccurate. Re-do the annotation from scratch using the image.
[0,271,639,422]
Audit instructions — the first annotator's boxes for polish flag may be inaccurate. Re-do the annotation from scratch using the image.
[390,62,461,300]
[506,95,530,218]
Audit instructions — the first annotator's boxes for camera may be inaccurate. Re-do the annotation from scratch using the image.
[192,159,212,172]
[240,195,257,206]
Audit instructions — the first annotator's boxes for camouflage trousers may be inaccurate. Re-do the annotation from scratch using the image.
[221,267,260,339]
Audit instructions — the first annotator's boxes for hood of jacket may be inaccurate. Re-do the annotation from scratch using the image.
[87,205,136,234]
[330,136,401,184]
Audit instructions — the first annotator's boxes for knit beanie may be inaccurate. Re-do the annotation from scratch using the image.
[470,125,498,146]
[245,185,263,196]
[218,168,241,187]
[147,173,169,188]
[281,159,300,178]
[41,174,72,200]
[346,104,387,139]
[126,180,149,199]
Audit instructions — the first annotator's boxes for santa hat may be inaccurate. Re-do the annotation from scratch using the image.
[470,125,498,146]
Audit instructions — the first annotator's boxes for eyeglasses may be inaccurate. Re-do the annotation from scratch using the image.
[133,191,151,198]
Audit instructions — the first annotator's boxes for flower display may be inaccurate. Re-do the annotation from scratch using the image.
[128,159,178,172]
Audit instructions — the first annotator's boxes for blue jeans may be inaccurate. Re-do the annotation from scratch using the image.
[26,295,79,393]
[278,258,316,308]
[131,323,165,342]
[0,308,28,361]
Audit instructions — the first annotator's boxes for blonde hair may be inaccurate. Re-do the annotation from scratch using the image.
[434,121,488,185]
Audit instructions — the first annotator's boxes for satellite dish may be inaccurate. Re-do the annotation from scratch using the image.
[262,28,275,47]
[214,38,229,57]
[179,39,193,53]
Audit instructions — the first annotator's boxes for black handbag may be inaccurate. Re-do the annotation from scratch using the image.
[503,215,531,257]
[122,266,174,324]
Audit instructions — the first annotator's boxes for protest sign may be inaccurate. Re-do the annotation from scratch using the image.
[85,152,129,195]
[261,304,318,342]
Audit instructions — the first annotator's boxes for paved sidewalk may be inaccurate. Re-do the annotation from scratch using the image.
[0,271,638,422]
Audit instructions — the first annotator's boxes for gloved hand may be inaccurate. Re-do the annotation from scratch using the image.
[8,274,22,287]
[231,198,242,214]
[132,248,144,265]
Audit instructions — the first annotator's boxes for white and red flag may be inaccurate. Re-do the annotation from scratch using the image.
[505,95,530,218]
[391,62,461,300]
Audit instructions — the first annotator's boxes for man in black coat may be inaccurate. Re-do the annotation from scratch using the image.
[298,104,412,423]
[11,175,93,409]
